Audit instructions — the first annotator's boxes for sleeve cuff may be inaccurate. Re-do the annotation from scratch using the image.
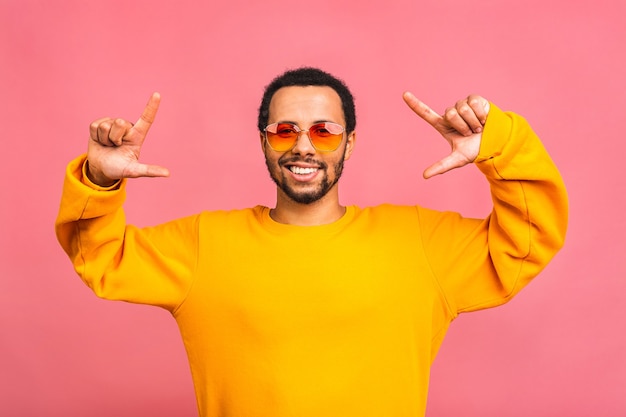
[474,103,513,164]
[78,156,122,191]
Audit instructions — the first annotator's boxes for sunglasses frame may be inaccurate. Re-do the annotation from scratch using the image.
[263,121,345,152]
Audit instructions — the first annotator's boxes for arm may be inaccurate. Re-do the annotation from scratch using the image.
[404,94,568,313]
[55,95,196,311]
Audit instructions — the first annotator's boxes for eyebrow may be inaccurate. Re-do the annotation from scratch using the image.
[274,120,336,126]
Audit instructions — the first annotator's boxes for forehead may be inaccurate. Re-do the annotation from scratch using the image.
[268,86,344,124]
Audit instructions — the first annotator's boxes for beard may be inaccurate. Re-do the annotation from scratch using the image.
[265,154,346,205]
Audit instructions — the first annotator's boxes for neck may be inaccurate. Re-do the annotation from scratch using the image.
[271,188,346,226]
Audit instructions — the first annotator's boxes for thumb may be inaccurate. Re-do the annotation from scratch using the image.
[423,153,468,179]
[124,160,170,179]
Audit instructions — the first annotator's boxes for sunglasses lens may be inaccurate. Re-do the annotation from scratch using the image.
[309,122,344,151]
[265,122,345,152]
[266,123,299,151]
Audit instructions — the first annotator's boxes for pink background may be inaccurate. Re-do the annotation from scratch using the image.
[1,0,624,415]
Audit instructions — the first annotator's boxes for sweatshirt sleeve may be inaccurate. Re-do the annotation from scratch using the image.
[55,155,198,311]
[418,104,568,315]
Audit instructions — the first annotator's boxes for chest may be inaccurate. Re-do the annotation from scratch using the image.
[185,226,440,338]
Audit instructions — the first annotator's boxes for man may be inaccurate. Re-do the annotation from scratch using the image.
[56,67,568,416]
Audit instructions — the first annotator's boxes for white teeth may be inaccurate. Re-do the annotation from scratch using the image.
[290,166,318,175]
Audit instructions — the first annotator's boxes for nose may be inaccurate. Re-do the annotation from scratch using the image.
[290,130,316,155]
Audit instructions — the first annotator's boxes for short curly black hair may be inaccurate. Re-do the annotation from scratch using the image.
[257,67,356,134]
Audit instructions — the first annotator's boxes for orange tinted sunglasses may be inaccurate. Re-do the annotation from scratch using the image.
[264,122,345,152]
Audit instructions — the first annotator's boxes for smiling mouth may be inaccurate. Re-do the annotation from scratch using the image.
[288,166,319,175]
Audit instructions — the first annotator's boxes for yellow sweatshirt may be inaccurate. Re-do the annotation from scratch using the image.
[55,104,568,416]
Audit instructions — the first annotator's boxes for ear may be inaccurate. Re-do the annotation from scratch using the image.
[259,132,267,152]
[343,131,356,161]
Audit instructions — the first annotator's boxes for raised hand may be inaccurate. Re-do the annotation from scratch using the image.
[403,92,490,179]
[86,92,170,186]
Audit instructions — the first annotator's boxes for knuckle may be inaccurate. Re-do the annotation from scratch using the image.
[444,107,458,119]
[97,122,110,133]
[90,117,111,130]
[468,96,482,107]
[457,103,472,116]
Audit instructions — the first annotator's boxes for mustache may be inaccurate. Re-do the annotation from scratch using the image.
[278,155,328,169]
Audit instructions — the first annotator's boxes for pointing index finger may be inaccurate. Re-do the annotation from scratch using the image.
[133,92,161,136]
[402,91,442,127]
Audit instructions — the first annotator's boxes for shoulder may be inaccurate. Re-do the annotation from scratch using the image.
[353,204,468,228]
[197,206,266,226]
[352,204,421,225]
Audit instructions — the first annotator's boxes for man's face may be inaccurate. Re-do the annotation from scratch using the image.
[261,86,356,205]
